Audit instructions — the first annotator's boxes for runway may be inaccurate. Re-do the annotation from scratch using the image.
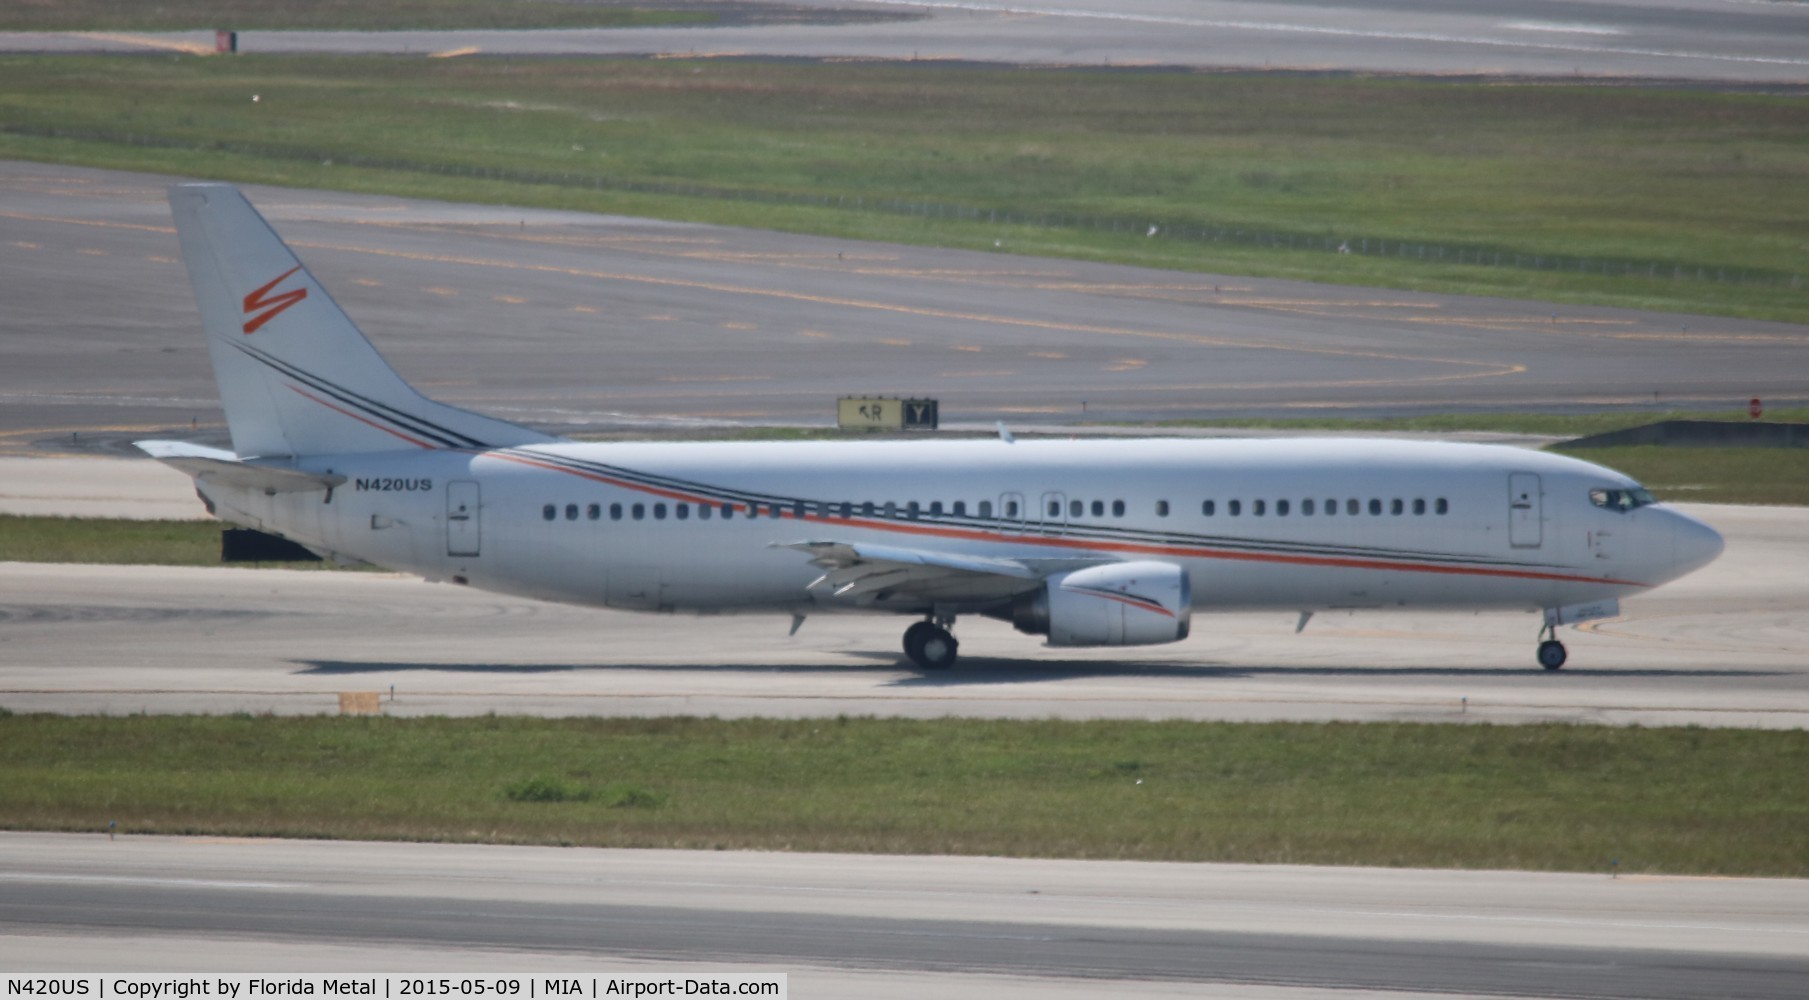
[5,162,1807,456]
[5,0,1809,84]
[1,499,1803,728]
[4,832,1806,998]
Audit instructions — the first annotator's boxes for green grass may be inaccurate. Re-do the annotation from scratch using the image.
[2,56,1804,323]
[1143,408,1809,439]
[0,514,331,567]
[1550,445,1809,506]
[1,715,1804,875]
[0,1,712,31]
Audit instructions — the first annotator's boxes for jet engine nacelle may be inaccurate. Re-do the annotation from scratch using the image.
[1010,561,1192,647]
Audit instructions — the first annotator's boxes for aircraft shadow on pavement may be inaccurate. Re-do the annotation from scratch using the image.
[295,657,1773,685]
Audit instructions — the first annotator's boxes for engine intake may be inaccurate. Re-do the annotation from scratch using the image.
[1009,561,1191,647]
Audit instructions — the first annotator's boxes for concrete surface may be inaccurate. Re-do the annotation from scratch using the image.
[3,833,1805,997]
[4,0,1808,84]
[5,162,1806,456]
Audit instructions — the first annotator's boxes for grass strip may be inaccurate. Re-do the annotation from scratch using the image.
[1545,446,1809,506]
[1141,408,1809,440]
[1,714,1804,876]
[2,56,1804,323]
[0,2,712,31]
[0,514,329,567]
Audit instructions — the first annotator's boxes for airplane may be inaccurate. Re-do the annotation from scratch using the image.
[140,184,1725,672]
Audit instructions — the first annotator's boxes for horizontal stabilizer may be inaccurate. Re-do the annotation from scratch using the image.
[136,440,347,494]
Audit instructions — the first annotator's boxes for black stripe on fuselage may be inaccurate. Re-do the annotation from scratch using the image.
[497,447,1571,575]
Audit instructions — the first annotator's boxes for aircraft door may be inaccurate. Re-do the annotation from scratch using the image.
[446,480,481,557]
[998,492,1027,534]
[1040,491,1068,536]
[1508,473,1542,549]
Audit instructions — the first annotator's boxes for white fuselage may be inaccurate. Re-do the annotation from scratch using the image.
[198,436,1723,619]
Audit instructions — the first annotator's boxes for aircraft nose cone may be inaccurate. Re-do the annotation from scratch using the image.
[1668,508,1725,577]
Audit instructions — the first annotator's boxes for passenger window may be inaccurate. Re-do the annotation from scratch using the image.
[610,503,623,521]
[1277,499,1290,516]
[1068,499,1083,518]
[653,503,667,520]
[1005,500,1018,517]
[861,501,876,517]
[1347,499,1359,515]
[1229,499,1241,516]
[698,504,712,521]
[1202,500,1215,516]
[770,504,782,519]
[1391,498,1404,516]
[839,502,853,519]
[884,501,897,518]
[930,501,944,517]
[1112,499,1125,517]
[1436,498,1449,515]
[1254,499,1266,516]
[542,504,556,521]
[1048,499,1061,517]
[1302,499,1314,516]
[1089,500,1102,517]
[721,503,734,520]
[565,503,579,521]
[907,501,921,520]
[980,500,994,518]
[1325,498,1337,515]
[632,503,645,520]
[586,503,600,521]
[1413,498,1426,515]
[676,503,689,520]
[1369,499,1382,516]
[1156,500,1170,517]
[953,500,967,517]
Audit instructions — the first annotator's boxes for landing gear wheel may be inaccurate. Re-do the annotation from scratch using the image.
[903,621,958,670]
[1537,639,1568,671]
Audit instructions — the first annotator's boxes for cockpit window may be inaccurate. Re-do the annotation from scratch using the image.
[1589,486,1656,512]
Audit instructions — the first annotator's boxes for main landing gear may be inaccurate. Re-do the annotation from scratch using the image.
[1536,622,1568,671]
[904,617,958,670]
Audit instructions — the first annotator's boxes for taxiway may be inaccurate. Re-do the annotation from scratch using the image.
[4,163,1806,456]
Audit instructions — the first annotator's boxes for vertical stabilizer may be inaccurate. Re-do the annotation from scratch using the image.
[168,183,557,458]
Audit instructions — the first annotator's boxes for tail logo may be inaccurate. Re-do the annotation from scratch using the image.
[242,265,308,334]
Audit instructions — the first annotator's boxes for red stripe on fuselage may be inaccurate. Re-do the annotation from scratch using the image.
[486,451,1647,589]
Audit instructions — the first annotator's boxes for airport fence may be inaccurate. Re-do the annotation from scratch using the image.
[10,122,1802,293]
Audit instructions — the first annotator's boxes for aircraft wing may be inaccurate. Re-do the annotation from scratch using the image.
[778,540,1105,608]
[136,440,347,494]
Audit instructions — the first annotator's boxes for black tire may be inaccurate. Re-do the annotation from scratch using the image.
[903,620,936,663]
[1537,639,1568,671]
[904,622,958,670]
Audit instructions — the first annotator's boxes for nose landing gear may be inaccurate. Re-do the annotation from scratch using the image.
[1536,622,1567,671]
[903,617,958,670]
